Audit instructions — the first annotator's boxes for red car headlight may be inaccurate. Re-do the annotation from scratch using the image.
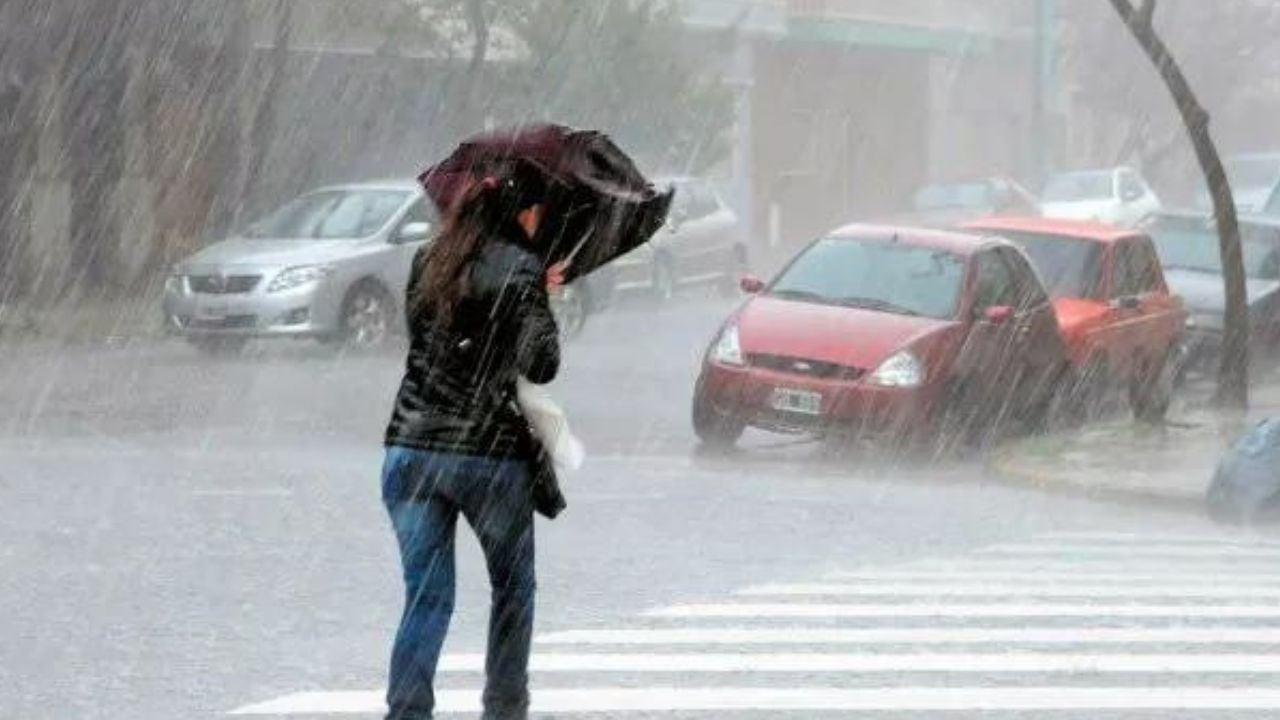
[710,323,745,367]
[867,350,924,388]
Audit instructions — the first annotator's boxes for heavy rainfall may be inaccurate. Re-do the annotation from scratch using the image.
[9,1,1280,718]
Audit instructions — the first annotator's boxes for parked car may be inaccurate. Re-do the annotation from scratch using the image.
[1143,211,1280,374]
[691,224,1069,450]
[163,180,434,353]
[1258,172,1280,218]
[1040,166,1161,228]
[1197,152,1280,214]
[609,176,746,300]
[964,216,1185,421]
[893,176,1041,226]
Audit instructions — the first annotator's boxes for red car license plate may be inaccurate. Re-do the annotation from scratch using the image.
[770,387,822,415]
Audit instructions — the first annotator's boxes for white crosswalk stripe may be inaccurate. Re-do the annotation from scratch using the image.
[230,530,1280,716]
[738,582,1280,597]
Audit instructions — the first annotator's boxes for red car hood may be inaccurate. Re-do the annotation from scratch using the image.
[736,295,954,370]
[1052,297,1110,335]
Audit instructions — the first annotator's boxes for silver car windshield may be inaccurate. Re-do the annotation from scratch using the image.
[244,189,412,239]
[1227,156,1280,191]
[1149,218,1280,280]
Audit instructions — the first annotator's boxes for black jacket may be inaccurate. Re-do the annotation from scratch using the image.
[384,226,560,459]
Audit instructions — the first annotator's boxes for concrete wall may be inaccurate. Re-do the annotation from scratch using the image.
[927,41,1036,182]
[749,41,930,265]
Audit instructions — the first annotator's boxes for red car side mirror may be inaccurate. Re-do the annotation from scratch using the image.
[983,305,1014,324]
[739,274,765,294]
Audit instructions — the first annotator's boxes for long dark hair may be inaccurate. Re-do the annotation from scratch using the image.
[413,162,548,324]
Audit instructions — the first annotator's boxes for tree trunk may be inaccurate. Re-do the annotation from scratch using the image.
[1108,0,1249,409]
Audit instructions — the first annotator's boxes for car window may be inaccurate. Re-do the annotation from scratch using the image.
[1112,238,1162,297]
[913,182,993,211]
[1043,171,1114,202]
[399,197,433,224]
[1265,185,1280,216]
[685,183,720,220]
[768,237,965,320]
[972,251,1018,312]
[996,230,1105,299]
[1227,156,1280,191]
[1149,215,1280,280]
[668,182,691,219]
[997,247,1050,309]
[1260,248,1280,281]
[1119,171,1145,201]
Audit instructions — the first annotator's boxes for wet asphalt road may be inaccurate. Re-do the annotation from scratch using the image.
[2,291,1276,720]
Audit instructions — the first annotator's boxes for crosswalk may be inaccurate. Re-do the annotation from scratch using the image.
[230,531,1280,716]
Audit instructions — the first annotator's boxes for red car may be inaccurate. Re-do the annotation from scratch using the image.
[692,224,1070,449]
[963,217,1186,421]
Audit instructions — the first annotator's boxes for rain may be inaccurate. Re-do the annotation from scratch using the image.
[7,1,1280,718]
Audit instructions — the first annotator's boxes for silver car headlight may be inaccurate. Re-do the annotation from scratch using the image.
[268,265,334,293]
[164,273,185,294]
[710,323,745,367]
[868,350,924,388]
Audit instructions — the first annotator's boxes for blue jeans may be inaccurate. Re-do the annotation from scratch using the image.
[381,446,536,720]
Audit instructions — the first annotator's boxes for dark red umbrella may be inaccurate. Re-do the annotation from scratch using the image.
[419,124,674,282]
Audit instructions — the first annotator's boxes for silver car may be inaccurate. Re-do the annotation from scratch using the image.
[610,176,746,300]
[163,180,434,353]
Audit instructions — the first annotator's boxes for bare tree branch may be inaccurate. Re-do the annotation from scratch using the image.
[1138,0,1157,29]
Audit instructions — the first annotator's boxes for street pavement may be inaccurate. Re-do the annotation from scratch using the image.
[4,289,1280,719]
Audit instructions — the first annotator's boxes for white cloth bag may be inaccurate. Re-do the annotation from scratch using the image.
[516,377,585,472]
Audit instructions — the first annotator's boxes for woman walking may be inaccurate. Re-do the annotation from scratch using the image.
[381,160,561,720]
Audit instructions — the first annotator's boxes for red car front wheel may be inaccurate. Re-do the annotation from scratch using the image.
[692,392,746,449]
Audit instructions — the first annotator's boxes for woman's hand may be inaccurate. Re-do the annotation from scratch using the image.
[546,260,570,292]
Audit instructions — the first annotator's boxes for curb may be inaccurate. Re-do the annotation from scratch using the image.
[989,439,1208,516]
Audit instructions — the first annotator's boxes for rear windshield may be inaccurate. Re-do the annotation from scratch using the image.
[1043,172,1113,202]
[769,237,965,320]
[997,230,1105,299]
[913,183,992,211]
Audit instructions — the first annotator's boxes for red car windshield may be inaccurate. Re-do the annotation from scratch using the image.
[1000,230,1105,299]
[769,237,965,320]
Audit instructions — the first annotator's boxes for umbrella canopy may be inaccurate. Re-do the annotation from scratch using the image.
[419,124,673,282]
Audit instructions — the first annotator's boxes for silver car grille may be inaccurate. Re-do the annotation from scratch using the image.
[188,274,262,294]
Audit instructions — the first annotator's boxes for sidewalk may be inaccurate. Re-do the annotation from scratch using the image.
[0,296,165,346]
[992,381,1280,513]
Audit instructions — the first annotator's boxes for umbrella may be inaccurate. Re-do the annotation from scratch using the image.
[419,124,674,282]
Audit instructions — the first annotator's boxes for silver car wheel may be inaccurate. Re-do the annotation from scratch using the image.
[344,289,390,348]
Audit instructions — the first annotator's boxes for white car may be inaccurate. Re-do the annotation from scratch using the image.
[1040,166,1161,228]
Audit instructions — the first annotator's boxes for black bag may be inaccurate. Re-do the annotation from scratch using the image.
[1207,416,1280,525]
[528,441,567,519]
